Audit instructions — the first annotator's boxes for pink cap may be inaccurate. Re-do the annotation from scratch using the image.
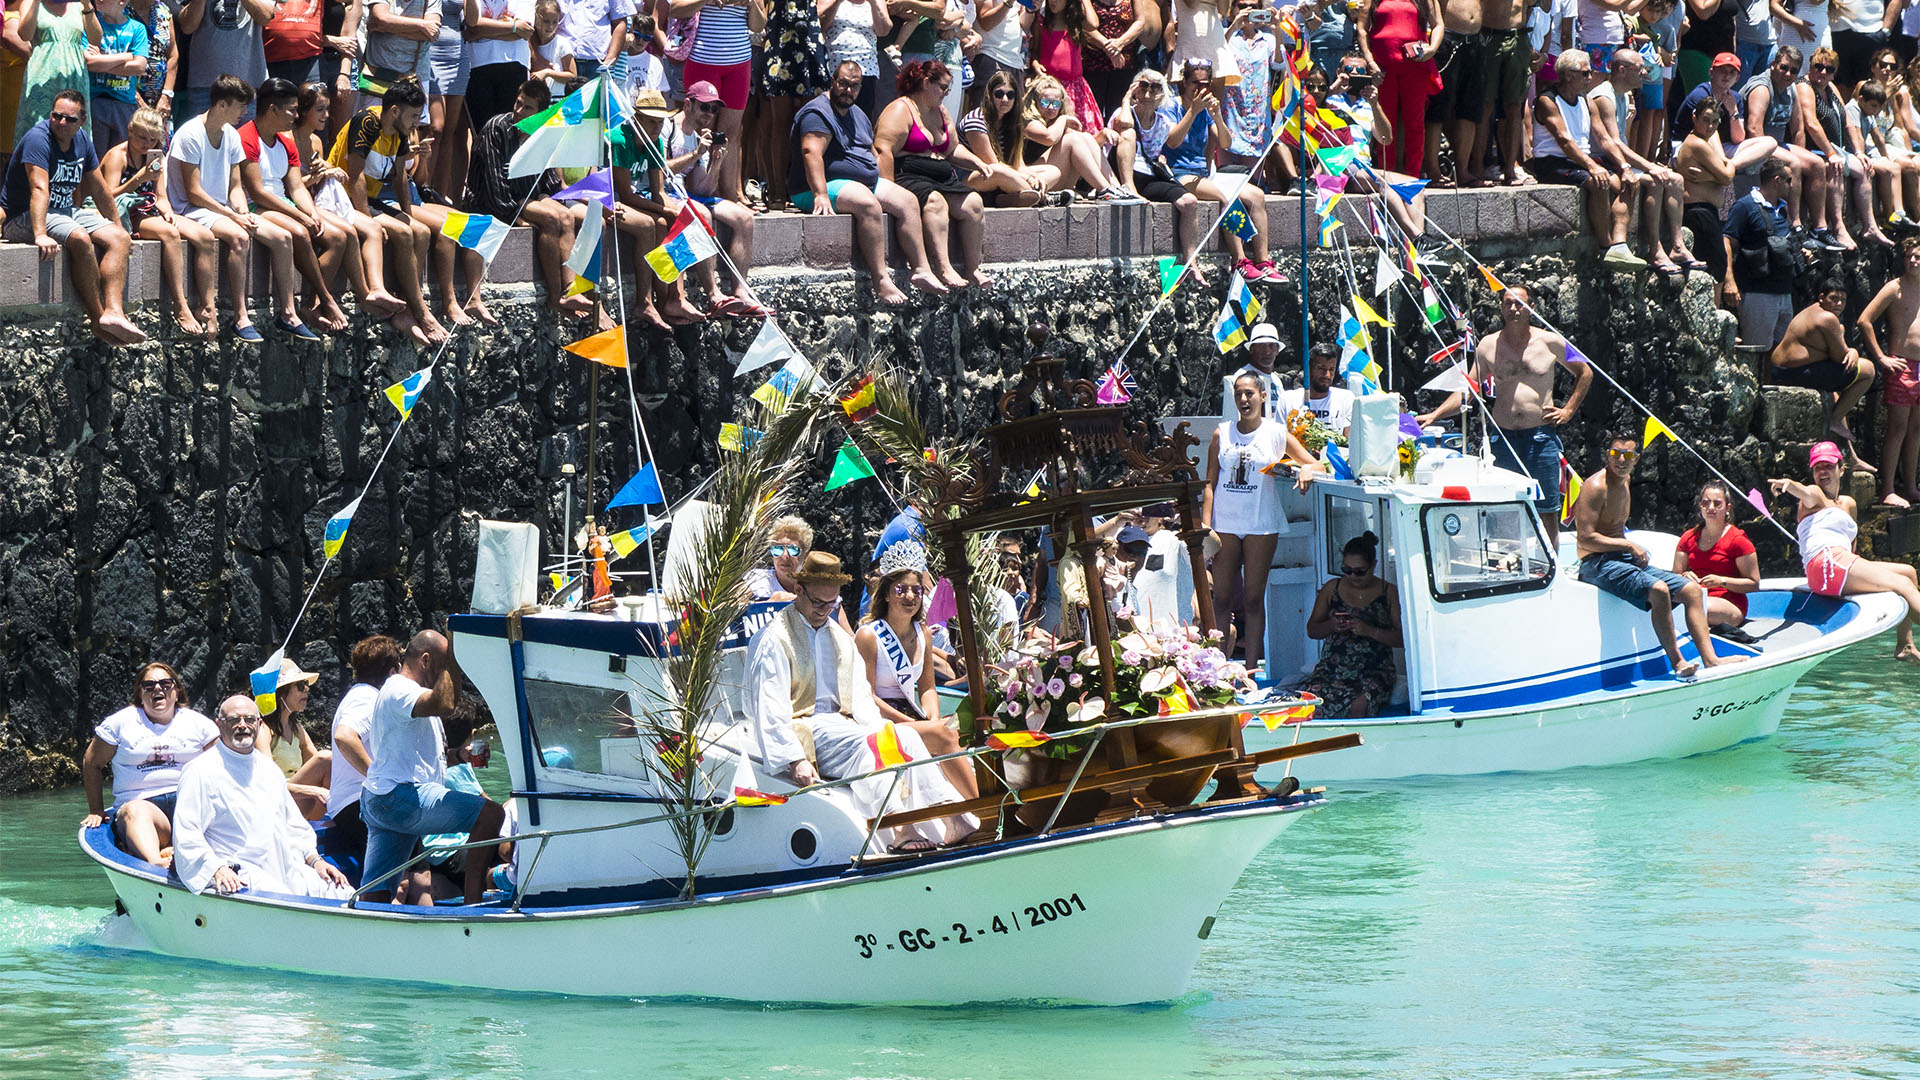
[1809,441,1843,466]
[685,81,721,103]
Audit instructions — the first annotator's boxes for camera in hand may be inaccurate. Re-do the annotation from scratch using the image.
[1347,73,1373,91]
[712,130,728,147]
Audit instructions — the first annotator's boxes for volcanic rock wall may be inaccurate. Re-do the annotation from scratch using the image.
[0,231,1873,792]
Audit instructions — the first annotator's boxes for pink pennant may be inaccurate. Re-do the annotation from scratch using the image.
[1314,173,1349,194]
[926,577,958,625]
[1746,488,1768,516]
[1096,370,1131,404]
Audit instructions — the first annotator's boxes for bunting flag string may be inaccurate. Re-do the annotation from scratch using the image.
[440,211,512,263]
[323,496,361,558]
[607,463,664,510]
[563,324,628,367]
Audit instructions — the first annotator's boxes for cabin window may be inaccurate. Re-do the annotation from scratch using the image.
[1421,503,1553,601]
[521,679,636,776]
[1324,493,1386,574]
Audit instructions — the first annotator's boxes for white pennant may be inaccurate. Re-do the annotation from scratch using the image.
[734,319,795,377]
[566,202,604,280]
[1374,248,1401,297]
[1422,361,1475,394]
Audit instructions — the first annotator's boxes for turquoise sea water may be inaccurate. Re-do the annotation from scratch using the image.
[2,642,1917,1080]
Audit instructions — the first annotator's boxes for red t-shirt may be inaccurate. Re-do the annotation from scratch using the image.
[1676,525,1756,616]
[263,0,325,63]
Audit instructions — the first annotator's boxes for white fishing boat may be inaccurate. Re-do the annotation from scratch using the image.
[82,346,1359,1006]
[1230,429,1905,782]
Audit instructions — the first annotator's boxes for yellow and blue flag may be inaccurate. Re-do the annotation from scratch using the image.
[440,211,511,263]
[1215,303,1248,352]
[1228,269,1262,326]
[248,650,283,717]
[384,368,432,420]
[323,496,361,559]
[606,521,655,559]
[718,422,764,452]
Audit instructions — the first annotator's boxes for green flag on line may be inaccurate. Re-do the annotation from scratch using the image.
[1158,256,1181,295]
[825,438,876,491]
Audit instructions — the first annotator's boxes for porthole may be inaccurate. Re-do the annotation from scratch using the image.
[711,807,736,839]
[194,916,205,928]
[789,826,818,864]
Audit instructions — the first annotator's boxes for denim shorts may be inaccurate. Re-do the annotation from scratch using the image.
[1578,553,1692,611]
[360,781,486,894]
[1492,424,1564,513]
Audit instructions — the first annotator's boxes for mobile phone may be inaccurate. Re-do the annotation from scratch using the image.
[711,129,728,147]
[145,147,163,169]
[1251,8,1273,24]
[1347,73,1373,91]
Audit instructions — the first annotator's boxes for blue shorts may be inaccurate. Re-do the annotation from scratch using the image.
[360,781,488,895]
[1492,424,1564,513]
[789,177,877,212]
[1638,80,1665,111]
[1578,553,1692,611]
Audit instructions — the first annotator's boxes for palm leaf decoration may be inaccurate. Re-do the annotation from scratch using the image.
[632,381,830,899]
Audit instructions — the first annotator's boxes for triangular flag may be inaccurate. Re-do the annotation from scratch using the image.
[1480,265,1506,292]
[1316,145,1359,175]
[607,463,664,510]
[837,375,877,423]
[1158,256,1182,294]
[926,576,958,624]
[717,422,764,452]
[867,723,914,768]
[1421,362,1474,394]
[1427,337,1468,367]
[1324,441,1354,480]
[439,211,511,263]
[986,730,1054,750]
[1222,202,1258,243]
[1389,179,1431,203]
[1214,301,1247,352]
[1314,172,1349,195]
[1421,282,1445,326]
[644,204,719,283]
[563,324,627,367]
[1353,295,1388,327]
[1374,248,1401,296]
[731,755,790,805]
[1564,341,1590,364]
[1096,366,1131,404]
[508,81,609,177]
[1560,461,1582,525]
[1319,216,1343,248]
[734,320,794,377]
[551,168,614,207]
[1227,268,1263,325]
[322,496,362,558]
[566,202,604,281]
[384,367,433,420]
[1746,487,1768,516]
[606,520,658,559]
[1643,416,1677,448]
[248,648,285,717]
[825,438,876,491]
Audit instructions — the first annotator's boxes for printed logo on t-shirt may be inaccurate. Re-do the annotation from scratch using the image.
[1223,444,1258,494]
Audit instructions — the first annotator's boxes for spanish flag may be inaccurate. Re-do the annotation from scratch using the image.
[1157,682,1196,716]
[1258,702,1317,730]
[838,375,878,423]
[868,723,914,769]
[987,730,1053,750]
[734,787,789,806]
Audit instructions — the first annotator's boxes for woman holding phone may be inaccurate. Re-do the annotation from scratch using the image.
[101,106,218,336]
[1357,0,1442,176]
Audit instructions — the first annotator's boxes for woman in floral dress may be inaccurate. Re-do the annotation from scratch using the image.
[758,0,829,206]
[1302,531,1402,718]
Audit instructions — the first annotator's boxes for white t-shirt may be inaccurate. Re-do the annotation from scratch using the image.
[976,0,1027,70]
[624,49,668,98]
[325,682,378,816]
[1126,528,1195,634]
[94,704,221,808]
[166,115,245,214]
[533,30,576,97]
[362,673,446,796]
[470,0,535,67]
[1278,384,1355,434]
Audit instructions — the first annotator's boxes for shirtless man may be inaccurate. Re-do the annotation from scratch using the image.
[1774,275,1878,478]
[1573,430,1732,678]
[1589,48,1698,275]
[1476,0,1534,186]
[1427,0,1487,186]
[1857,237,1920,506]
[1417,283,1592,543]
[1676,99,1735,289]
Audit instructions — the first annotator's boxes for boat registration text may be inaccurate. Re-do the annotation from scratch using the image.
[853,894,1088,958]
[1689,687,1785,723]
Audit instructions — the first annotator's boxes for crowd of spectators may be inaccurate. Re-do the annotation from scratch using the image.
[4,0,1920,343]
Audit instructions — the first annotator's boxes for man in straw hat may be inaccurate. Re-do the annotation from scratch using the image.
[744,550,974,852]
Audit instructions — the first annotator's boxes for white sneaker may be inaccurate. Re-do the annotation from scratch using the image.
[1603,243,1648,268]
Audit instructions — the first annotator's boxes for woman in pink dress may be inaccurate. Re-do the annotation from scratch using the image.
[1357,0,1442,176]
[1030,0,1105,135]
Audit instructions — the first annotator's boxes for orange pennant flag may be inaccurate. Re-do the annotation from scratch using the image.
[1259,704,1317,730]
[867,723,914,768]
[563,324,628,367]
[986,730,1053,750]
[1480,265,1505,292]
[1157,682,1195,716]
[733,786,790,806]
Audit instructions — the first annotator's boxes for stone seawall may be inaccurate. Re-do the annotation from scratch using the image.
[0,186,1870,793]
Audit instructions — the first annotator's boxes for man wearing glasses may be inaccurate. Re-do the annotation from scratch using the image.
[1571,431,1734,679]
[0,89,146,345]
[743,551,973,852]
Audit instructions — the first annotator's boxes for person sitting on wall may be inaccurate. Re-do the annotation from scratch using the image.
[0,88,147,345]
[171,694,352,898]
[1301,531,1402,719]
[465,77,601,326]
[743,550,975,853]
[1572,430,1738,679]
[1772,275,1878,477]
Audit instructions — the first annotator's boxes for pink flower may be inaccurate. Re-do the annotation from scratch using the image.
[1069,673,1084,687]
[1006,700,1024,717]
[1047,677,1067,697]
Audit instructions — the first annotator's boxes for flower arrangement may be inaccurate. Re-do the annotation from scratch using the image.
[986,626,1255,759]
[1397,437,1421,481]
[1288,408,1345,455]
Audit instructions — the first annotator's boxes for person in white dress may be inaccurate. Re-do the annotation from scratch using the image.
[1203,373,1320,672]
[745,551,975,851]
[855,540,978,798]
[171,695,352,898]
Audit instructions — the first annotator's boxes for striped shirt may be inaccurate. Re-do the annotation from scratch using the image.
[689,4,752,65]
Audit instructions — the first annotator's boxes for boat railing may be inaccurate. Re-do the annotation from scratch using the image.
[344,697,1351,910]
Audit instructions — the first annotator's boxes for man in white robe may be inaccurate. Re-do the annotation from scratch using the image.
[745,551,974,850]
[172,695,351,898]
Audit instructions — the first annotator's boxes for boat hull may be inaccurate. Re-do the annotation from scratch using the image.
[87,798,1308,1006]
[1255,655,1816,782]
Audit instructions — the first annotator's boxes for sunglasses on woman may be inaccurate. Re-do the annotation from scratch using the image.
[1340,564,1371,576]
[769,543,801,558]
[992,89,1016,99]
[891,582,927,597]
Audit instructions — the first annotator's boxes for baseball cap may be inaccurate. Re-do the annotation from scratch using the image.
[1117,525,1151,548]
[685,81,722,104]
[1711,52,1741,72]
[1809,441,1844,466]
[1248,322,1282,346]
